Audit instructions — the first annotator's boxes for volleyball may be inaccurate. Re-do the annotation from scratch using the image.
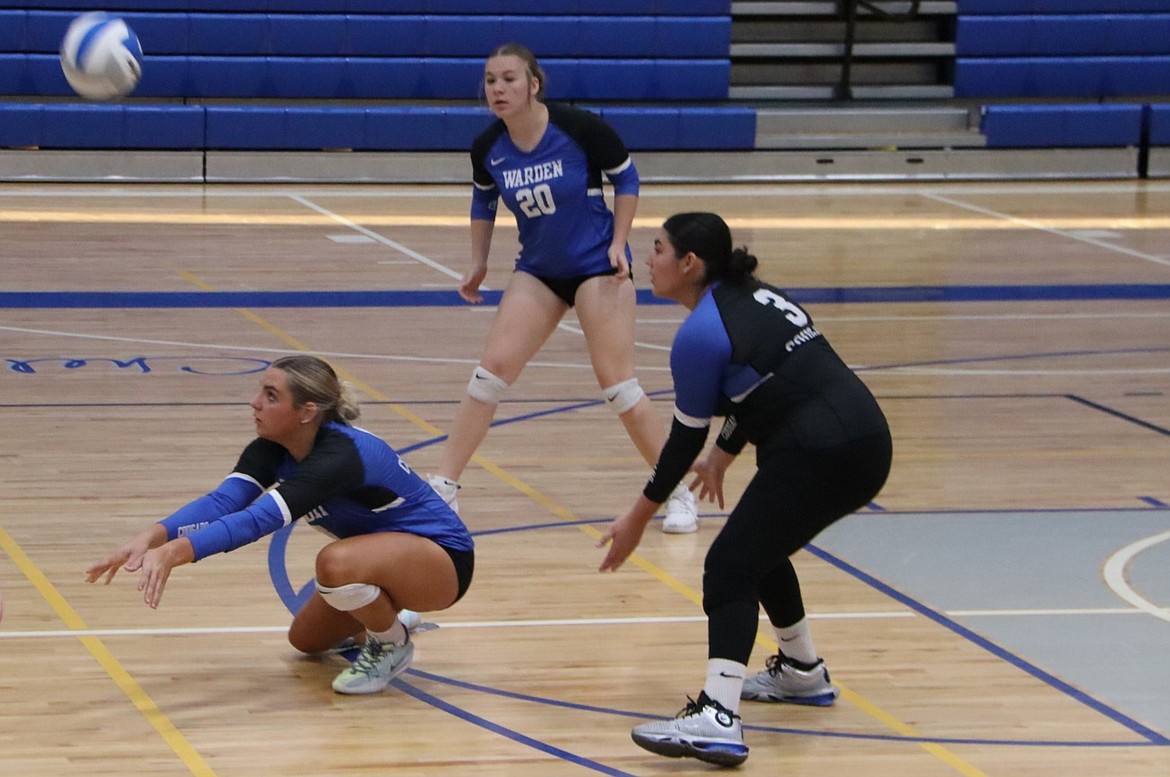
[59,13,143,100]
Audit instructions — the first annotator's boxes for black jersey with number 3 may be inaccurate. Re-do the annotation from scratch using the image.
[645,280,888,503]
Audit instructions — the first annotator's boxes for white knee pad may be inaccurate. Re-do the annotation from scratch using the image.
[603,378,646,415]
[467,366,509,405]
[316,581,381,612]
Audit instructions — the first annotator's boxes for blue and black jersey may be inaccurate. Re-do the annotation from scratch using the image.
[158,422,473,561]
[645,281,889,503]
[470,103,640,278]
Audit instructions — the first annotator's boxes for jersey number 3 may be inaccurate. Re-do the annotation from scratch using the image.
[516,184,556,218]
[753,288,809,327]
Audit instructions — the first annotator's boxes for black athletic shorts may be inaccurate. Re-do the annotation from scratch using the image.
[529,265,630,307]
[442,546,475,603]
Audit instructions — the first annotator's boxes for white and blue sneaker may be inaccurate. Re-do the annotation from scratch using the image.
[631,692,748,767]
[331,635,414,695]
[661,484,698,534]
[740,654,839,706]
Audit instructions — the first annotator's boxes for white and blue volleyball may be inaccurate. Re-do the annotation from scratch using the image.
[59,13,143,100]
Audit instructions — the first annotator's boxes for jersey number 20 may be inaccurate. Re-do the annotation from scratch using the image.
[516,184,556,217]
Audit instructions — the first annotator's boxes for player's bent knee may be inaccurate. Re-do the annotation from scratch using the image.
[603,378,645,415]
[467,366,509,405]
[316,581,381,612]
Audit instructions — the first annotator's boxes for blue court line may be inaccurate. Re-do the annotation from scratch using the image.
[404,668,1161,749]
[390,676,639,777]
[1066,394,1170,437]
[4,283,1170,308]
[802,543,1170,746]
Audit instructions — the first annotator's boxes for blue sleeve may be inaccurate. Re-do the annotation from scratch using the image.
[605,157,639,198]
[671,301,733,423]
[157,474,264,541]
[184,492,288,561]
[470,183,499,222]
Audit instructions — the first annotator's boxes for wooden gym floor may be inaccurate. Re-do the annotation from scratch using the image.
[1,180,1169,776]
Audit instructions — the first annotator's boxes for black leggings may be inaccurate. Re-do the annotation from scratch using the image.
[703,432,892,663]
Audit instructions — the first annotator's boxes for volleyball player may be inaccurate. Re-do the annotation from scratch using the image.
[599,213,892,765]
[426,43,698,534]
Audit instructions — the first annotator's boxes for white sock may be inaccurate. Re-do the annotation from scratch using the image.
[774,617,818,665]
[368,618,408,646]
[703,658,747,715]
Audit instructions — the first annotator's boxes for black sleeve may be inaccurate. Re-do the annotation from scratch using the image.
[550,103,630,173]
[469,119,507,187]
[643,418,709,504]
[715,414,749,456]
[271,431,365,519]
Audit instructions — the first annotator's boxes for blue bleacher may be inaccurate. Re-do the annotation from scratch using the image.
[979,104,1144,148]
[955,1,1167,14]
[0,102,755,151]
[954,0,1169,156]
[8,12,731,58]
[1151,105,1170,146]
[956,16,1170,58]
[0,1,730,13]
[0,2,749,152]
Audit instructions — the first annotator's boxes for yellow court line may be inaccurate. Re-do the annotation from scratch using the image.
[0,524,216,777]
[180,269,988,777]
[5,209,1170,230]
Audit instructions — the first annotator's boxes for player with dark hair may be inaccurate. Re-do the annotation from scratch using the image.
[427,43,698,534]
[86,355,474,696]
[599,213,892,766]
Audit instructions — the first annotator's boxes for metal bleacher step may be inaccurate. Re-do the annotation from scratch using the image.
[731,84,955,100]
[754,130,985,150]
[751,105,984,150]
[731,42,955,58]
[731,2,957,17]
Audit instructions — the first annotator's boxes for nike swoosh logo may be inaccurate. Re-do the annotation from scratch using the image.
[718,672,744,679]
[490,157,506,166]
[780,635,799,641]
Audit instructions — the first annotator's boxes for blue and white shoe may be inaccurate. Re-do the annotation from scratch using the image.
[740,654,839,706]
[631,692,748,767]
[331,635,414,695]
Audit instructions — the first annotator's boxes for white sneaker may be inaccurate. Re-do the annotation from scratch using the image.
[740,654,839,706]
[661,484,698,534]
[631,692,749,767]
[331,635,414,695]
[427,474,460,513]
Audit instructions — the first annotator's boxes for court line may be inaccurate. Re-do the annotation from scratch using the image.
[391,678,638,777]
[806,544,1170,746]
[4,202,1170,231]
[0,524,217,777]
[1102,530,1170,624]
[162,274,991,777]
[923,192,1170,267]
[0,324,622,372]
[3,182,1170,198]
[287,194,663,349]
[0,606,1151,640]
[406,667,1161,749]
